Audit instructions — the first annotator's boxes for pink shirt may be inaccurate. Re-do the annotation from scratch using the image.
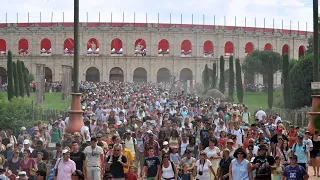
[54,158,76,180]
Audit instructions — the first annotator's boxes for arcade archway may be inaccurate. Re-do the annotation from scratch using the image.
[133,67,147,82]
[180,68,193,83]
[44,67,52,82]
[157,68,171,83]
[0,67,7,84]
[86,67,100,82]
[109,67,124,82]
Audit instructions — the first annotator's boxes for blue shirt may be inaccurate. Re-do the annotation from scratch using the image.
[291,143,308,163]
[282,165,307,180]
[231,158,250,180]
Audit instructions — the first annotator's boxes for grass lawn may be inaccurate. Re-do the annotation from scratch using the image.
[1,91,281,113]
[0,92,71,111]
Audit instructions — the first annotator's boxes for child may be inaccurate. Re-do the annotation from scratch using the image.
[170,146,181,166]
[180,163,193,180]
[272,156,284,180]
[125,166,138,180]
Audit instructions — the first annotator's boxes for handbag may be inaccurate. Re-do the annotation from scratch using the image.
[29,159,36,176]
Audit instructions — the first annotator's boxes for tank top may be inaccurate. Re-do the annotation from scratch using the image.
[108,116,116,125]
[162,162,175,179]
[180,141,189,156]
[169,137,179,147]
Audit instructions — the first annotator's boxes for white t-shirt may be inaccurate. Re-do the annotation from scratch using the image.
[303,139,313,149]
[255,110,266,121]
[124,137,137,157]
[231,129,244,146]
[204,146,220,167]
[80,126,91,142]
[195,159,212,180]
[246,145,259,156]
[84,145,103,167]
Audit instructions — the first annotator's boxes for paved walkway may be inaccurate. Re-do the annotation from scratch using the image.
[308,168,319,180]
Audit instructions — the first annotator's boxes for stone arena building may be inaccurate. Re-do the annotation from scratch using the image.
[0,21,312,85]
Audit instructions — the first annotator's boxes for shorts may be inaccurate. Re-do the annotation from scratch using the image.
[310,151,320,158]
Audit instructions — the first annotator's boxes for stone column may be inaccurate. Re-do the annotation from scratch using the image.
[61,65,73,101]
[36,64,45,106]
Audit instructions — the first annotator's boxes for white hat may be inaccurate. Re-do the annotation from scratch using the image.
[23,139,30,145]
[163,141,169,145]
[117,121,122,126]
[233,104,237,107]
[20,127,26,131]
[6,143,13,148]
[62,149,69,154]
[18,171,28,177]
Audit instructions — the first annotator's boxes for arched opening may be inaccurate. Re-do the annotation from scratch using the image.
[87,38,99,55]
[224,41,234,57]
[40,38,52,56]
[282,44,289,56]
[180,68,193,83]
[109,67,124,82]
[264,43,272,51]
[158,39,169,56]
[18,38,29,56]
[44,67,53,82]
[299,45,305,59]
[0,39,6,56]
[202,68,214,85]
[244,72,254,85]
[134,39,146,56]
[157,68,171,83]
[203,40,213,57]
[111,38,123,56]
[0,67,7,84]
[245,42,254,56]
[133,67,147,82]
[64,38,74,55]
[181,40,192,57]
[86,67,100,82]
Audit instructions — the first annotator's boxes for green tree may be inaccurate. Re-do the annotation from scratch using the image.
[235,58,244,103]
[242,50,282,84]
[12,61,19,98]
[17,60,25,97]
[282,54,290,109]
[313,1,319,82]
[290,54,313,109]
[228,56,235,101]
[20,61,30,97]
[203,64,210,91]
[268,57,274,109]
[7,51,14,101]
[212,63,217,88]
[219,55,225,93]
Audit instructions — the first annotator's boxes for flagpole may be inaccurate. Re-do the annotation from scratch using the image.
[181,14,182,25]
[99,12,100,23]
[145,13,147,24]
[170,13,172,24]
[5,13,7,24]
[40,12,42,23]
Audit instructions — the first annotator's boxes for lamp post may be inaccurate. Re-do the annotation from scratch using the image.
[66,0,84,133]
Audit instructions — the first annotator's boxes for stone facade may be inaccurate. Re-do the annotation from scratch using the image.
[0,23,311,85]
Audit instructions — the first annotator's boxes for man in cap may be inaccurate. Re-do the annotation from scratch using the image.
[124,130,137,159]
[21,139,33,153]
[83,137,104,180]
[17,171,28,180]
[291,132,309,170]
[54,149,76,180]
[31,140,49,163]
[282,155,309,180]
[252,144,275,180]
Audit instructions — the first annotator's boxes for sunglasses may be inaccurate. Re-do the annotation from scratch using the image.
[163,156,169,158]
[114,149,120,151]
[278,138,283,140]
[248,149,253,151]
[237,152,244,155]
[97,137,102,138]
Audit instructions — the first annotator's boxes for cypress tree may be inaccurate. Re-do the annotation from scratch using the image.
[228,56,235,101]
[282,54,290,109]
[212,63,217,88]
[219,55,225,94]
[203,64,210,91]
[21,61,30,97]
[7,51,14,101]
[17,60,25,97]
[268,57,274,110]
[235,58,244,103]
[12,61,19,97]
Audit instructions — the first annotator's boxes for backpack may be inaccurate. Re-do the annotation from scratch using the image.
[292,143,307,154]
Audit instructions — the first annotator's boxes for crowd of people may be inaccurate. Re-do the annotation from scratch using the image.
[0,82,318,180]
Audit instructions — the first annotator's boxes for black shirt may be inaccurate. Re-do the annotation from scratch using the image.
[70,151,86,171]
[270,134,288,144]
[252,156,275,180]
[202,136,218,150]
[219,157,232,179]
[31,149,49,161]
[106,155,127,178]
[144,156,160,177]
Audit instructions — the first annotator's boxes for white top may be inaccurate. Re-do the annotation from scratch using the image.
[80,126,91,142]
[246,145,259,156]
[162,162,175,179]
[231,129,244,146]
[204,146,220,158]
[180,141,189,156]
[84,145,103,167]
[255,110,266,121]
[195,159,212,180]
[125,137,137,157]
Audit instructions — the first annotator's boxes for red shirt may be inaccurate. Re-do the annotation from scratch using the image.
[125,173,138,180]
[288,130,298,147]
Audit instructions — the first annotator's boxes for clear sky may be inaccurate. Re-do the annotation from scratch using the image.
[0,0,315,31]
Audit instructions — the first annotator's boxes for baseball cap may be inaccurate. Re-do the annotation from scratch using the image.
[23,139,30,145]
[163,141,169,146]
[62,149,70,154]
